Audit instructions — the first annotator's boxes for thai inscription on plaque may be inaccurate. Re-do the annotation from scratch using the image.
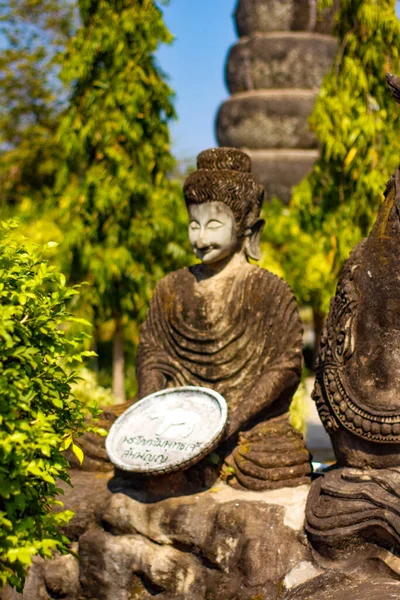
[106,386,228,475]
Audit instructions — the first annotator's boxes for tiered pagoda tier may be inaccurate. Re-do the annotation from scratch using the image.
[216,0,338,203]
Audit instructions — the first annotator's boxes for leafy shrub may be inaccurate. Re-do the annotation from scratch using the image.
[0,222,98,591]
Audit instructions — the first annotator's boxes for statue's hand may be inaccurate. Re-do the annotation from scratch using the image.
[225,409,241,439]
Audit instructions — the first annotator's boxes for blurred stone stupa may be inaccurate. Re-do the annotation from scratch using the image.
[216,0,338,203]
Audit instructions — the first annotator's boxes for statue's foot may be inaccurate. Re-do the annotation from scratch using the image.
[224,414,311,490]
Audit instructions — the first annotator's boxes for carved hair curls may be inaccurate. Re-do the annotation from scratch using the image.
[183,148,264,237]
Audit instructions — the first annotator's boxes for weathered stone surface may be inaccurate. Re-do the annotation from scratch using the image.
[0,587,23,600]
[306,467,400,566]
[283,560,323,592]
[216,91,317,150]
[283,562,400,599]
[225,413,311,489]
[304,81,400,585]
[235,0,311,36]
[19,480,311,600]
[246,148,319,204]
[226,33,337,93]
[80,528,207,600]
[77,482,311,600]
[234,0,338,37]
[55,469,113,540]
[312,169,400,460]
[19,548,80,600]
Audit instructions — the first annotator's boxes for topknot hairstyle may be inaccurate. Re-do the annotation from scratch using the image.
[183,148,264,237]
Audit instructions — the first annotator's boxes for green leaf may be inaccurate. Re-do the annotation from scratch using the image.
[59,435,73,451]
[71,443,84,465]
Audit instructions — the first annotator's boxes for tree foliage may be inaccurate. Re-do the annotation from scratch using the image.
[0,222,98,591]
[0,0,75,215]
[263,0,400,335]
[56,0,188,399]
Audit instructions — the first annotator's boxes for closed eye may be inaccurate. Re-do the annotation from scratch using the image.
[207,220,223,229]
[189,221,200,230]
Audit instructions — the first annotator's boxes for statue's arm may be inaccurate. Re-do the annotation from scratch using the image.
[136,332,169,399]
[137,359,167,399]
[226,275,303,438]
[136,280,171,399]
[226,356,301,437]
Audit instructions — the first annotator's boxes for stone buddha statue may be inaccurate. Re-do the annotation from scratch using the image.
[136,147,311,490]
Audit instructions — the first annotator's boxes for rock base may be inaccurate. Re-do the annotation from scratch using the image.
[18,471,311,600]
[9,469,400,600]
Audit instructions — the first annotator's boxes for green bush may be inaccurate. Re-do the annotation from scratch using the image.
[0,221,98,591]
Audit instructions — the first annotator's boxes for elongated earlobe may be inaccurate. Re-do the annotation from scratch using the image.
[244,219,265,260]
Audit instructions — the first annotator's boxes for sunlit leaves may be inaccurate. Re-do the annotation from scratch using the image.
[264,0,400,321]
[56,0,189,362]
[0,222,99,590]
[0,0,76,212]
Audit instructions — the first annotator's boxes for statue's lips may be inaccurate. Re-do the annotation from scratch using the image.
[196,247,220,261]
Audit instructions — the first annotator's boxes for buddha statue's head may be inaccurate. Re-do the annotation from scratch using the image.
[183,148,265,264]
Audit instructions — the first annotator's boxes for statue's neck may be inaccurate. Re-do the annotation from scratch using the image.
[196,251,249,280]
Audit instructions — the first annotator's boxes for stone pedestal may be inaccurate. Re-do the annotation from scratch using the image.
[12,469,400,599]
[216,0,338,203]
[18,470,313,600]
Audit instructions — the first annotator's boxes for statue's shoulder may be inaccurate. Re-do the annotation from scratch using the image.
[153,267,193,295]
[247,264,296,300]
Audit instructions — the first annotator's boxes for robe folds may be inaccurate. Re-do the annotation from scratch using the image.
[137,263,303,429]
[136,263,311,489]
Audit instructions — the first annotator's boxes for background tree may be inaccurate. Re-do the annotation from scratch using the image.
[262,0,400,351]
[0,0,75,226]
[0,222,99,591]
[56,0,188,401]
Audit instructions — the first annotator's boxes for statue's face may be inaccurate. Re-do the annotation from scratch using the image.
[188,202,238,264]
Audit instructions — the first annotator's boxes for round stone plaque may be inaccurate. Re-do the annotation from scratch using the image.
[105,386,228,475]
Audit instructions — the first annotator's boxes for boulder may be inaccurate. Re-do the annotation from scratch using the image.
[78,482,311,599]
[20,477,311,600]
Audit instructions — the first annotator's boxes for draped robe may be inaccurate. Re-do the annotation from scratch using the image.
[137,263,303,436]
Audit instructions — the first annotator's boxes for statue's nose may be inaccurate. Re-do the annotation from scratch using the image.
[196,235,209,248]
